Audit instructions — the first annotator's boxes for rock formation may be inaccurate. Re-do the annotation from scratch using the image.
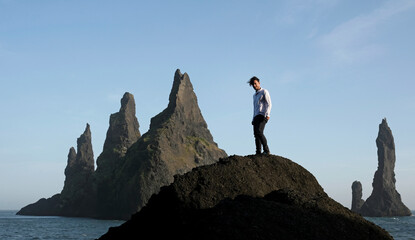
[17,124,95,216]
[95,92,141,175]
[99,155,393,240]
[17,69,227,220]
[356,118,411,217]
[94,92,141,216]
[351,181,365,213]
[60,123,95,216]
[100,69,227,219]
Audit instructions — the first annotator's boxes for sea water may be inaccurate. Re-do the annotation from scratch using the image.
[0,210,124,240]
[366,210,415,240]
[0,210,414,239]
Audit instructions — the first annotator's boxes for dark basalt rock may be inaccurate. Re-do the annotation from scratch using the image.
[18,69,227,220]
[95,92,141,175]
[94,92,141,216]
[101,69,227,219]
[18,124,95,216]
[98,155,393,240]
[351,181,365,213]
[358,118,411,217]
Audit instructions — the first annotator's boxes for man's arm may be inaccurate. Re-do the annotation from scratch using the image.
[264,90,272,120]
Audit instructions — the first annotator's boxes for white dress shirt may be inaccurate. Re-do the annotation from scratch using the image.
[253,88,272,120]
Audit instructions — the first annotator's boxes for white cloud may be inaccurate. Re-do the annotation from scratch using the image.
[318,0,415,64]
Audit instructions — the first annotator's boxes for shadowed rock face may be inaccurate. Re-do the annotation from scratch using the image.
[96,92,141,175]
[60,124,95,216]
[17,124,95,217]
[17,69,227,220]
[94,92,141,215]
[359,118,411,217]
[102,69,227,219]
[62,124,94,195]
[99,155,393,240]
[351,181,365,212]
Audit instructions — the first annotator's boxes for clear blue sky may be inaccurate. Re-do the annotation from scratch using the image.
[1,0,414,211]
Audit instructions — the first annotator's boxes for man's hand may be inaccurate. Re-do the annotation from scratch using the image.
[265,116,270,123]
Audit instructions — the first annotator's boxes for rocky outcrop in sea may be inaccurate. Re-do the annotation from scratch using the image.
[351,181,365,213]
[17,69,227,219]
[98,154,393,240]
[352,118,411,217]
[17,124,95,217]
[95,69,227,219]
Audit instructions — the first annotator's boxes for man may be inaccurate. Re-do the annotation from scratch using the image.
[248,76,272,155]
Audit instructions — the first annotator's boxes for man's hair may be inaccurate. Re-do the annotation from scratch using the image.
[248,76,260,86]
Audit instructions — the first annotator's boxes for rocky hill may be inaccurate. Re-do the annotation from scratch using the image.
[99,154,393,240]
[17,69,227,219]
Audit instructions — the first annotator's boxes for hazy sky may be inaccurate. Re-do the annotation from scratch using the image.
[1,0,414,211]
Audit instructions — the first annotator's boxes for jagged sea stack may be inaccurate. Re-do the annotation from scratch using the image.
[95,92,141,173]
[359,118,411,217]
[104,69,227,219]
[94,92,141,216]
[60,123,95,216]
[17,124,95,216]
[351,181,365,213]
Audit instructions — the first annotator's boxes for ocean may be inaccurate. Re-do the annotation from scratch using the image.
[366,210,415,240]
[0,210,124,240]
[0,210,414,239]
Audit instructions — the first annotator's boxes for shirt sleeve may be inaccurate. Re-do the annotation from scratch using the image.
[264,89,272,117]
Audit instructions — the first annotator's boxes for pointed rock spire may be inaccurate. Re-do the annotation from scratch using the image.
[59,124,95,216]
[96,92,141,173]
[63,123,94,182]
[359,118,411,216]
[105,92,140,154]
[107,69,227,219]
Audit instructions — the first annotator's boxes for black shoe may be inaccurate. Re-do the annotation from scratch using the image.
[262,151,270,155]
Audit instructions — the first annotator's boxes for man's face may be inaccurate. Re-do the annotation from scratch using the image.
[252,80,261,91]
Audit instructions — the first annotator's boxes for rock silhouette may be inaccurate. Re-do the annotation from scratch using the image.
[99,155,393,240]
[17,69,227,220]
[354,118,411,217]
[94,92,141,216]
[18,124,95,216]
[351,181,365,213]
[100,69,227,219]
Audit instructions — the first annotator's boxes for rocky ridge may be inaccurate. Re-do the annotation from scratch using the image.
[99,155,393,240]
[95,69,227,219]
[17,69,227,220]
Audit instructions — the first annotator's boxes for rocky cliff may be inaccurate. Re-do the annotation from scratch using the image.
[94,92,141,216]
[354,118,411,217]
[17,69,227,220]
[100,69,227,219]
[99,155,393,240]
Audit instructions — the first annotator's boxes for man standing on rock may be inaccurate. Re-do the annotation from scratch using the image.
[248,76,272,155]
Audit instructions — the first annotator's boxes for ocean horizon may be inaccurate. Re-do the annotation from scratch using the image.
[0,210,413,239]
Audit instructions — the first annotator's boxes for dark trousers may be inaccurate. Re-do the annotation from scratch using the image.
[252,114,269,154]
